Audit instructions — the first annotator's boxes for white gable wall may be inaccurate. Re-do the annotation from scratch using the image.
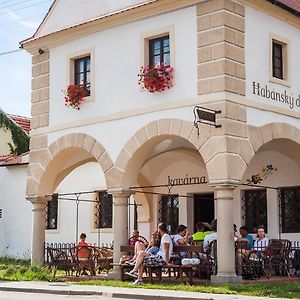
[36,0,152,38]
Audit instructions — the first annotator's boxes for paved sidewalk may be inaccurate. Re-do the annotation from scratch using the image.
[0,281,287,300]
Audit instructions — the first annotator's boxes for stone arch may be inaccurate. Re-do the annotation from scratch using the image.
[110,118,212,189]
[26,132,113,197]
[237,122,300,182]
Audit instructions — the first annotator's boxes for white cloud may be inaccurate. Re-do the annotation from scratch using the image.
[6,10,39,29]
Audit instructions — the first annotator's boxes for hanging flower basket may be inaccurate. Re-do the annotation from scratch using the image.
[63,84,89,110]
[138,63,174,93]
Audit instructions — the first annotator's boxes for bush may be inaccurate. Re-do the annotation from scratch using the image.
[4,265,17,276]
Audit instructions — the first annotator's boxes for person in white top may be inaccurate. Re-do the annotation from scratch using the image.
[203,219,218,252]
[253,226,269,250]
[126,223,173,285]
[172,224,190,246]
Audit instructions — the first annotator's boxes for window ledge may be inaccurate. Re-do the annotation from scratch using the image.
[91,228,113,233]
[46,229,60,234]
[269,76,290,88]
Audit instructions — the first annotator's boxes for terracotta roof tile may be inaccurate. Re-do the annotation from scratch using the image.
[7,114,30,134]
[0,152,29,166]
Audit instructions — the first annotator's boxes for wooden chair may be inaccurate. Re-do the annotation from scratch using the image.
[47,247,75,276]
[264,239,291,278]
[70,246,96,276]
[94,246,113,273]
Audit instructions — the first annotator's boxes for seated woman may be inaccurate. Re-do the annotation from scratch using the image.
[120,230,155,264]
[172,224,191,259]
[145,231,160,255]
[253,226,269,251]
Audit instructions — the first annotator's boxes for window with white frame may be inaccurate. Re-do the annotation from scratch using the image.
[94,191,113,229]
[46,194,58,230]
[141,26,174,67]
[74,55,91,95]
[270,35,289,85]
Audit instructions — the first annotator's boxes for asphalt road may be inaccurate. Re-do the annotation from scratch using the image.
[0,291,125,300]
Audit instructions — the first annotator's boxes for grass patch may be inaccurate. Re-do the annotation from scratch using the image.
[74,280,300,299]
[0,257,57,282]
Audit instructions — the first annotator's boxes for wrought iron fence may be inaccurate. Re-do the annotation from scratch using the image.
[235,239,300,279]
[44,242,113,264]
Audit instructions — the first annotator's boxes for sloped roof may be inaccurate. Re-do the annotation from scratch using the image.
[29,0,157,40]
[0,152,29,166]
[267,0,300,15]
[8,114,30,134]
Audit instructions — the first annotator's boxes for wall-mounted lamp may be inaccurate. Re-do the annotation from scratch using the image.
[38,48,45,55]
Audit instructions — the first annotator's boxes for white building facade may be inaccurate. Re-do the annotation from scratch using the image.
[21,0,300,283]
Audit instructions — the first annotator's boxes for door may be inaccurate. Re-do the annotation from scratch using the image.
[193,193,214,231]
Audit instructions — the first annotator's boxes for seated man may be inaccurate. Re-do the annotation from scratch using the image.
[192,222,212,242]
[203,219,217,252]
[238,226,254,249]
[125,223,173,285]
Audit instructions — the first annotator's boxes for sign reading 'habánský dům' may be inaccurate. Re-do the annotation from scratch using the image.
[252,81,300,110]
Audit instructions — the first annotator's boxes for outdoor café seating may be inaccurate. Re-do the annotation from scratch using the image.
[45,238,300,283]
[45,244,113,277]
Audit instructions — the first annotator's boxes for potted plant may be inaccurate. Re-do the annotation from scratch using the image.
[138,63,174,93]
[63,84,89,110]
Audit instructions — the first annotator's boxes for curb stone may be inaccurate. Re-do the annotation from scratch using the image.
[0,286,102,296]
[0,285,213,300]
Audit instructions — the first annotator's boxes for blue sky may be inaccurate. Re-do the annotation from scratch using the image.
[0,0,53,117]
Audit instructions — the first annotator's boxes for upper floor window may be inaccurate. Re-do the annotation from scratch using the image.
[94,191,113,229]
[270,35,289,86]
[74,56,90,95]
[272,42,283,80]
[149,35,170,67]
[46,193,58,230]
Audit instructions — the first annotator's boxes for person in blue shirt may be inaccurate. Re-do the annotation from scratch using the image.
[239,226,254,249]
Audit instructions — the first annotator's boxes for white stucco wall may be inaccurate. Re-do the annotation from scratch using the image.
[48,106,197,163]
[45,161,114,246]
[0,165,31,258]
[245,6,300,126]
[0,128,14,156]
[49,6,197,127]
[37,0,151,38]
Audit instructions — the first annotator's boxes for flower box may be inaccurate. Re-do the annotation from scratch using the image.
[138,63,174,93]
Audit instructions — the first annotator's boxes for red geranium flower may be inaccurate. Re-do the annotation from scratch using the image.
[63,84,89,110]
[138,63,174,93]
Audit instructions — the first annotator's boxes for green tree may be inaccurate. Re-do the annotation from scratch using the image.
[0,109,29,155]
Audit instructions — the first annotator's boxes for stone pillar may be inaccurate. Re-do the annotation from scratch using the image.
[267,189,280,239]
[29,197,47,266]
[107,189,131,279]
[211,185,242,284]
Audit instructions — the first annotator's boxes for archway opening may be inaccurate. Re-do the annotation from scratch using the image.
[238,138,300,240]
[122,134,212,238]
